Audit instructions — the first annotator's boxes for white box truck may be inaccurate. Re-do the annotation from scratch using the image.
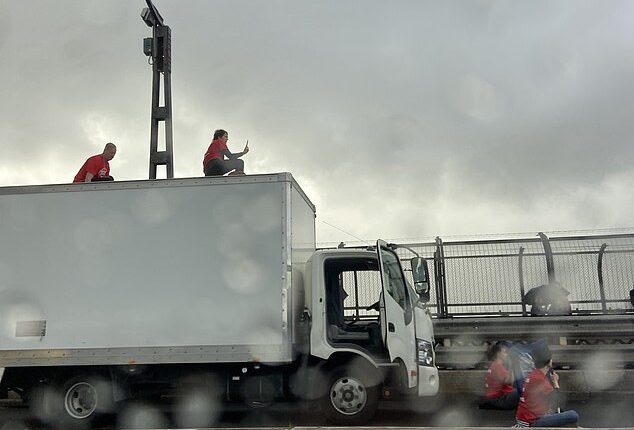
[0,173,437,427]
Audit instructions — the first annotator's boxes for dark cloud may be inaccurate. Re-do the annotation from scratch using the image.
[1,0,633,241]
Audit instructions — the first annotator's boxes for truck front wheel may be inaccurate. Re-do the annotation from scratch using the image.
[321,366,379,425]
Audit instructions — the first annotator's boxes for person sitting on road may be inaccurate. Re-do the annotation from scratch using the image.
[73,143,116,183]
[515,344,579,427]
[203,129,249,176]
[480,341,519,410]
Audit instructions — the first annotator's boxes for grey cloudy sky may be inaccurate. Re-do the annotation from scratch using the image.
[1,0,633,244]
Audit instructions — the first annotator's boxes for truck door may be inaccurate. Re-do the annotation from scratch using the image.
[376,240,418,388]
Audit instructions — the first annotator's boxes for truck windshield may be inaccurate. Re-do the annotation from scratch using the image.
[379,247,409,311]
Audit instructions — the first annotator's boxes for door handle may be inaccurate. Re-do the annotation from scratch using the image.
[388,323,395,332]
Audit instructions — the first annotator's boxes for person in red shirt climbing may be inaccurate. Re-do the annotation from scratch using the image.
[73,143,117,183]
[515,343,579,427]
[481,341,518,409]
[203,129,249,176]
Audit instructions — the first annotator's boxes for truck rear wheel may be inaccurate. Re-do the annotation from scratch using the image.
[49,374,114,429]
[321,366,379,425]
[63,379,99,421]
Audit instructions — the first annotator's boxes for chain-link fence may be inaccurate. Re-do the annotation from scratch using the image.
[341,270,382,320]
[393,232,634,318]
[329,232,634,319]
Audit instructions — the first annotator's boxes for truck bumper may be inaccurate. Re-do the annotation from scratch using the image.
[417,365,439,396]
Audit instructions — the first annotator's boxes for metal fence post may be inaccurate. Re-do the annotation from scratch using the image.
[433,244,442,317]
[538,232,556,284]
[434,236,448,318]
[518,246,527,316]
[597,243,608,312]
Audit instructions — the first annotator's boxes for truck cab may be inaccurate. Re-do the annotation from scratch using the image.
[304,241,438,423]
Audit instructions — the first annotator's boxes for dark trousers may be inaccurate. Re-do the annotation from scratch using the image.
[91,176,114,182]
[204,158,244,176]
[480,389,519,410]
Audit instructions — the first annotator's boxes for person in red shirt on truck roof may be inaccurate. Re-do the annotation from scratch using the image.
[203,129,249,176]
[73,143,117,183]
[515,343,579,427]
[481,341,519,410]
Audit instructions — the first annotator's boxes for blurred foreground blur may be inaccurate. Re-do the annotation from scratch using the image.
[0,372,632,429]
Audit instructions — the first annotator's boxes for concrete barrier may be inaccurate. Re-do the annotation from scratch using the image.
[439,369,634,395]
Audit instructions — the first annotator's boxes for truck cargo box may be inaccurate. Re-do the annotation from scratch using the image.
[0,173,315,366]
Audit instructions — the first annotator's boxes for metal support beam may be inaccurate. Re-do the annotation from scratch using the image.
[142,0,174,179]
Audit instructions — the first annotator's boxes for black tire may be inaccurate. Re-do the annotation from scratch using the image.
[41,374,115,430]
[173,379,223,428]
[320,365,380,425]
[28,383,57,424]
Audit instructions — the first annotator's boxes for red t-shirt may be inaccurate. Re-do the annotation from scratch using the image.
[516,369,554,423]
[485,361,514,399]
[73,155,110,183]
[203,139,227,167]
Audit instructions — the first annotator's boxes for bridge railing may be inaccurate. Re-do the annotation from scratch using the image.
[392,232,634,318]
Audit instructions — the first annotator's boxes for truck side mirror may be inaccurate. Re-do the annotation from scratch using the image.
[411,257,430,302]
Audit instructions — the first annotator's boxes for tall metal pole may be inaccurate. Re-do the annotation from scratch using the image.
[142,0,174,179]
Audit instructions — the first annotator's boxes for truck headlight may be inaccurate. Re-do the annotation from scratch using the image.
[416,339,434,367]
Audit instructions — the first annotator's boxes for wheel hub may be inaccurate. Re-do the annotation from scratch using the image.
[330,376,367,416]
[64,381,98,419]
